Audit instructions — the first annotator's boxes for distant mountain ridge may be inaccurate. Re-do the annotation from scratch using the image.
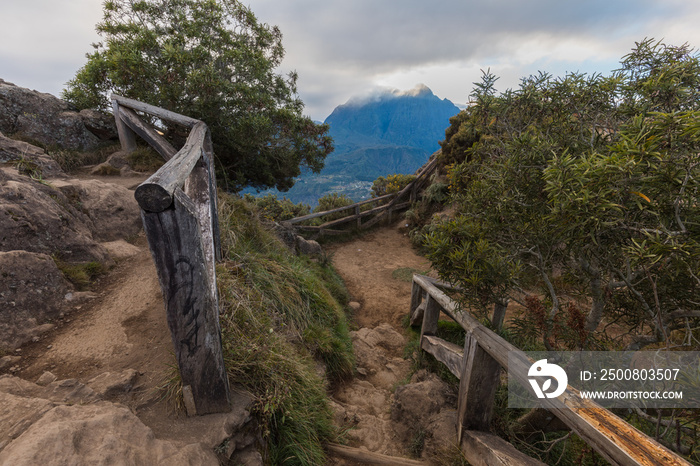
[247,84,460,206]
[326,83,458,153]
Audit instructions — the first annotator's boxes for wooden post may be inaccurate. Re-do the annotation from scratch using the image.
[141,189,230,415]
[112,99,137,153]
[456,333,501,440]
[355,205,361,228]
[492,300,508,332]
[420,295,441,342]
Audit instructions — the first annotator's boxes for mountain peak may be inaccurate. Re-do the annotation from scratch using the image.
[392,83,433,98]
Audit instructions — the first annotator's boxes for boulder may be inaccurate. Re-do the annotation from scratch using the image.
[295,235,323,257]
[0,251,69,350]
[0,168,140,261]
[0,402,218,465]
[0,168,111,263]
[0,132,63,178]
[0,79,117,151]
[390,370,458,458]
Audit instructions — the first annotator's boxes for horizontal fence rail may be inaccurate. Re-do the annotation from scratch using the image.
[285,157,438,237]
[410,274,691,466]
[111,94,230,416]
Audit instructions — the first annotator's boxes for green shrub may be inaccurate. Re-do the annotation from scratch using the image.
[371,173,416,197]
[243,193,311,222]
[312,192,355,224]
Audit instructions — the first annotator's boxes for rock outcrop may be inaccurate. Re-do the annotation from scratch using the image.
[0,374,260,466]
[0,165,142,349]
[0,79,117,151]
[0,251,70,349]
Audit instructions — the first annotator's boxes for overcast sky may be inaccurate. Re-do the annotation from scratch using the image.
[3,0,700,121]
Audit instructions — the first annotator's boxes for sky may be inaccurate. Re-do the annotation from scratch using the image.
[3,0,700,121]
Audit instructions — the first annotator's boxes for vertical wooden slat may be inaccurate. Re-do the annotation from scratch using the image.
[420,295,441,341]
[457,333,501,440]
[141,189,230,415]
[112,100,137,153]
[355,205,361,228]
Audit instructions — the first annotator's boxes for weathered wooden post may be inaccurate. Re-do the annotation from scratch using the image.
[112,99,137,153]
[126,118,230,415]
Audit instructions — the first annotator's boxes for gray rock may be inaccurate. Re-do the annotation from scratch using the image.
[0,251,69,349]
[0,132,63,178]
[35,372,58,387]
[0,79,116,151]
[295,235,323,257]
[86,369,138,399]
[0,402,218,465]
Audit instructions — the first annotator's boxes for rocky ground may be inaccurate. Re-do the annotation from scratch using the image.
[327,227,460,464]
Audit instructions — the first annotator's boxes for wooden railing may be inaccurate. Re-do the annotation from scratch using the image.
[410,274,691,466]
[285,157,438,237]
[111,95,230,416]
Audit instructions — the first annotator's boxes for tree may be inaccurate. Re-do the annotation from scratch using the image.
[424,40,700,351]
[63,0,332,192]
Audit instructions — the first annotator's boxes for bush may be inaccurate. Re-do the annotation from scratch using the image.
[243,193,311,222]
[371,173,416,197]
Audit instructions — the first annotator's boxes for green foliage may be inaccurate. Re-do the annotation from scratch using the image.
[371,173,416,197]
[63,0,333,192]
[424,38,700,356]
[215,194,354,464]
[315,192,354,212]
[243,193,311,222]
[310,192,355,223]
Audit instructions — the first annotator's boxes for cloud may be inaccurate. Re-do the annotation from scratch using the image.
[2,0,700,120]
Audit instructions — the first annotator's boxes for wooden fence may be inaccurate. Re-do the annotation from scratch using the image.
[111,94,230,416]
[285,157,438,237]
[409,274,691,466]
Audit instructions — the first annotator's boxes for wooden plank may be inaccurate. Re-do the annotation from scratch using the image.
[457,333,501,437]
[134,122,207,212]
[287,193,396,224]
[461,430,545,466]
[111,94,200,127]
[118,107,177,160]
[327,444,427,465]
[112,100,137,153]
[141,189,230,415]
[421,335,463,378]
[421,275,463,292]
[411,274,692,466]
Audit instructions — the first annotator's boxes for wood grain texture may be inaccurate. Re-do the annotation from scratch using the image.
[460,430,546,466]
[141,190,230,415]
[326,444,427,465]
[111,94,200,127]
[134,122,207,212]
[118,107,177,160]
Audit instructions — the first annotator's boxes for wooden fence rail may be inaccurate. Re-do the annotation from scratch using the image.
[285,156,438,237]
[409,274,691,466]
[111,94,230,416]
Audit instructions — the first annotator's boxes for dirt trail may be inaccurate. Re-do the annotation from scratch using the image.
[327,224,433,461]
